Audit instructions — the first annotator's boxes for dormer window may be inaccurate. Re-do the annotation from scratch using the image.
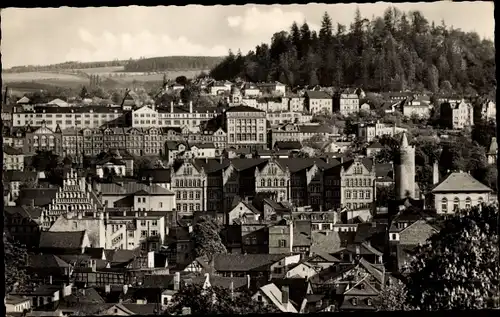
[366,299,373,306]
[351,298,358,306]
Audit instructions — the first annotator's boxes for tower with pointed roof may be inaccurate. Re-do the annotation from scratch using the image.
[394,132,415,200]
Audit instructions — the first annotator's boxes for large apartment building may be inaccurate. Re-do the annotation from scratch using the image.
[12,105,126,131]
[440,100,475,130]
[225,105,267,150]
[131,102,221,132]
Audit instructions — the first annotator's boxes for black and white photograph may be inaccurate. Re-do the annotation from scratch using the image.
[2,1,498,315]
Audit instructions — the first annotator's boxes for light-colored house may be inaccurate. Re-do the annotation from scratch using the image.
[3,145,24,171]
[6,295,31,313]
[252,284,298,313]
[357,121,407,143]
[228,201,261,225]
[285,261,318,279]
[47,98,69,107]
[305,91,332,115]
[481,100,496,122]
[186,143,217,159]
[431,171,493,214]
[402,97,431,118]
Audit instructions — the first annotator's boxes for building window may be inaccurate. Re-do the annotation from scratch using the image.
[441,198,448,213]
[278,239,287,248]
[478,197,484,204]
[465,197,471,209]
[151,220,158,226]
[345,190,351,199]
[140,220,146,226]
[391,234,397,240]
[141,230,147,237]
[453,197,460,211]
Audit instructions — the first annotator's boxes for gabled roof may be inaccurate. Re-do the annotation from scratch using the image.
[39,231,87,249]
[27,254,71,268]
[274,141,302,150]
[259,283,298,313]
[17,96,31,104]
[432,172,492,193]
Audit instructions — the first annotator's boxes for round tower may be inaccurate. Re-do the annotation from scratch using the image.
[394,132,416,200]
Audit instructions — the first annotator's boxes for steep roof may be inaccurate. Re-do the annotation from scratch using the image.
[18,188,58,207]
[39,231,87,249]
[3,145,23,155]
[27,254,71,268]
[432,172,492,193]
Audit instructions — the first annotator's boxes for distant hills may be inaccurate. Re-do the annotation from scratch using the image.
[4,56,224,73]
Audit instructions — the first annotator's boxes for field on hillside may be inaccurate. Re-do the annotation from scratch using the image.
[2,68,209,93]
[3,71,87,83]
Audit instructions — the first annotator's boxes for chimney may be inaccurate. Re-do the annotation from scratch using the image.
[31,199,35,208]
[91,259,97,272]
[247,275,251,289]
[281,285,289,305]
[123,284,129,295]
[170,101,174,113]
[355,245,360,255]
[105,285,111,293]
[49,276,53,285]
[174,272,180,291]
[433,160,440,185]
[189,101,193,113]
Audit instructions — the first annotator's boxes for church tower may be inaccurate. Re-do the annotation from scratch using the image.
[394,132,416,200]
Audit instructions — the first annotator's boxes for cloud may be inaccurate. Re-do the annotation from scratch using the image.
[64,29,228,62]
[227,6,320,37]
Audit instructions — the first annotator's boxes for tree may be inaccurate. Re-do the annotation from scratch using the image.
[175,76,188,86]
[80,86,89,99]
[190,216,227,259]
[5,233,29,294]
[167,283,278,315]
[471,119,496,149]
[405,205,499,310]
[377,278,413,311]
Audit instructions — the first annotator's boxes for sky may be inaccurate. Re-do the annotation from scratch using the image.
[1,2,495,68]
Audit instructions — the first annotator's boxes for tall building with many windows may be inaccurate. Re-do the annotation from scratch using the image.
[225,105,267,150]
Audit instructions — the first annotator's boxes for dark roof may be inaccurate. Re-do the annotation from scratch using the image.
[293,220,312,247]
[137,168,171,183]
[27,254,71,268]
[104,249,141,264]
[84,247,105,259]
[225,105,265,113]
[366,141,383,149]
[375,163,393,182]
[274,141,302,150]
[39,231,87,249]
[143,274,175,289]
[3,145,23,155]
[4,170,37,182]
[64,288,105,305]
[354,223,387,245]
[120,303,159,315]
[188,275,248,291]
[212,254,289,272]
[305,90,332,99]
[18,188,58,207]
[270,278,310,305]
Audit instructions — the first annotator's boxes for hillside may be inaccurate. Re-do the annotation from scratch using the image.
[210,7,495,95]
[4,56,223,74]
[123,56,224,72]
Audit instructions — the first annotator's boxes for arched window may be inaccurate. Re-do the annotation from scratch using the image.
[260,179,265,187]
[465,197,472,209]
[453,197,460,211]
[195,203,200,211]
[280,179,285,187]
[352,191,358,199]
[441,198,448,213]
[197,180,201,187]
[345,190,351,199]
[179,179,184,187]
[273,179,278,187]
[354,179,358,187]
[267,179,272,187]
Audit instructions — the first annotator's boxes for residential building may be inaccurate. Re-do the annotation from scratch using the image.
[210,80,233,95]
[357,121,407,143]
[340,158,376,211]
[431,171,493,214]
[401,96,431,118]
[3,170,38,200]
[268,220,294,254]
[4,205,43,248]
[480,100,496,122]
[305,91,333,115]
[253,284,298,313]
[170,159,209,216]
[132,102,221,133]
[186,128,227,156]
[40,169,104,229]
[225,105,267,150]
[6,295,32,313]
[266,111,313,126]
[271,123,340,146]
[286,96,305,112]
[11,104,126,131]
[24,122,63,156]
[333,89,360,116]
[256,81,287,96]
[3,145,24,170]
[242,83,261,97]
[440,100,474,130]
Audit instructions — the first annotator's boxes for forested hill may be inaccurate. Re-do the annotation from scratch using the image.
[210,8,496,95]
[123,56,224,72]
[4,60,128,73]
